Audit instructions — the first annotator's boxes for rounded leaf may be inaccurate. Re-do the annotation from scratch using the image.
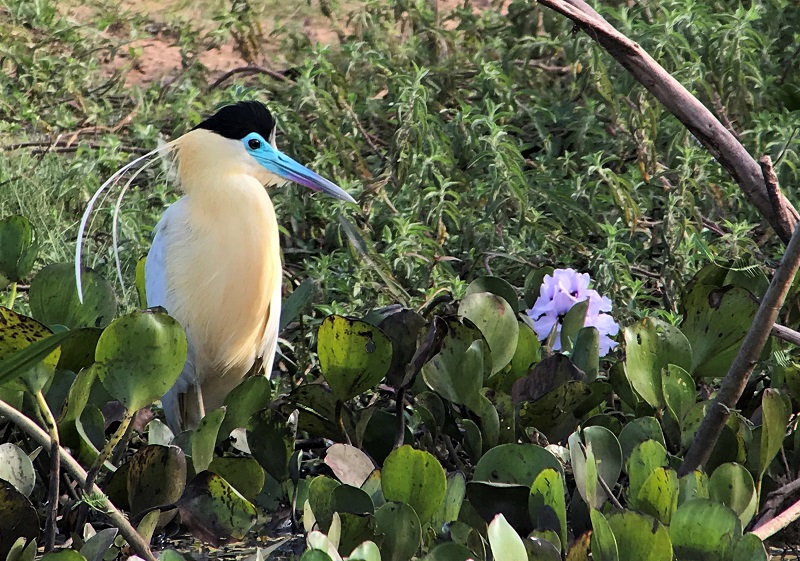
[709,463,757,526]
[29,263,117,329]
[0,215,39,285]
[473,443,562,486]
[374,502,421,561]
[0,480,38,560]
[317,315,392,402]
[382,445,446,524]
[459,292,519,375]
[487,514,527,561]
[670,499,742,561]
[95,310,188,412]
[0,443,35,497]
[624,318,692,408]
[606,510,672,561]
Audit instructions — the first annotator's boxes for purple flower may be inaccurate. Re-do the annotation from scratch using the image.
[526,268,619,356]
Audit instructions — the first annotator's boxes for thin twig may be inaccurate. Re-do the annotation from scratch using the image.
[679,220,800,475]
[0,399,156,561]
[751,496,800,541]
[537,0,799,244]
[772,323,800,347]
[597,472,623,510]
[208,65,294,90]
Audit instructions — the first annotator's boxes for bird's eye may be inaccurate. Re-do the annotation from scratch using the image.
[248,138,261,150]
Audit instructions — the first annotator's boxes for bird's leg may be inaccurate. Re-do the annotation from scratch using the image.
[190,381,206,423]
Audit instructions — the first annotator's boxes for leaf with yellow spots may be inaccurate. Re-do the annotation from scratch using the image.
[0,307,60,392]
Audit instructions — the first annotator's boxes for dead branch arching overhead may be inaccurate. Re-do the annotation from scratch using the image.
[537,0,799,244]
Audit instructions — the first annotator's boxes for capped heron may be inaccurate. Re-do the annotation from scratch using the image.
[77,101,355,431]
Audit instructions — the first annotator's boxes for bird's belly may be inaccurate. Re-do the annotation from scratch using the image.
[164,198,281,388]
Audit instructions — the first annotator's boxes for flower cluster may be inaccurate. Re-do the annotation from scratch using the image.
[526,268,619,356]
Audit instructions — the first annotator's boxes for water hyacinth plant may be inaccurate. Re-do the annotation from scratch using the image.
[527,268,620,356]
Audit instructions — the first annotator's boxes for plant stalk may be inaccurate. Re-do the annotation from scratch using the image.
[6,281,17,308]
[35,390,60,552]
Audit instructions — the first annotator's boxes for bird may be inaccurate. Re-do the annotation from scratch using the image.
[77,101,355,432]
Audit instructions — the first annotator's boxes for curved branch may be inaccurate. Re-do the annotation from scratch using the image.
[537,0,799,244]
[0,399,156,561]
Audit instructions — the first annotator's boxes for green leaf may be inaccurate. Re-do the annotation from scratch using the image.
[507,320,540,383]
[175,471,257,547]
[473,443,562,486]
[374,502,421,561]
[40,552,86,561]
[661,364,695,427]
[529,468,567,549]
[423,334,488,410]
[624,318,692,408]
[569,426,622,509]
[759,388,789,481]
[670,499,742,561]
[458,292,519,374]
[431,471,466,532]
[709,463,757,526]
[218,375,272,442]
[605,510,672,561]
[635,467,679,525]
[95,310,188,412]
[617,416,666,460]
[590,508,619,561]
[626,440,669,508]
[0,307,61,392]
[279,278,318,332]
[127,444,186,527]
[731,533,768,561]
[28,263,117,329]
[572,326,600,381]
[678,470,710,506]
[680,284,758,378]
[347,540,382,561]
[465,276,520,313]
[79,528,118,561]
[0,443,35,497]
[247,408,295,482]
[191,407,226,474]
[208,456,265,502]
[424,542,474,561]
[0,480,39,560]
[381,445,446,525]
[308,475,341,532]
[487,513,527,561]
[0,215,39,287]
[331,484,374,515]
[560,299,589,353]
[317,315,392,402]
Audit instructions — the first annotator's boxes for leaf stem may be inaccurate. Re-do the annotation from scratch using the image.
[6,281,17,308]
[84,407,134,492]
[34,390,60,552]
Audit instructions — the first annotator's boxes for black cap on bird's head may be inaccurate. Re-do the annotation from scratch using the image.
[195,101,276,142]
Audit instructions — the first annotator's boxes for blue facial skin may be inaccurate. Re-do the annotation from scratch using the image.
[242,132,355,203]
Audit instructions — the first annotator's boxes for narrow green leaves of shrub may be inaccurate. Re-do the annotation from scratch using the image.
[94,310,187,412]
[381,446,446,525]
[317,315,392,402]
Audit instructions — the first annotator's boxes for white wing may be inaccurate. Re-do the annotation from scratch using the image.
[258,277,282,378]
[145,199,196,431]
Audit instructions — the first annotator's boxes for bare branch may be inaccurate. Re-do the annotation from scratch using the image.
[537,0,799,244]
[679,220,800,475]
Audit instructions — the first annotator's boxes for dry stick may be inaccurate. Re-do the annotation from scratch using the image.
[772,323,800,347]
[0,399,157,561]
[679,219,800,476]
[752,497,800,541]
[537,0,799,244]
